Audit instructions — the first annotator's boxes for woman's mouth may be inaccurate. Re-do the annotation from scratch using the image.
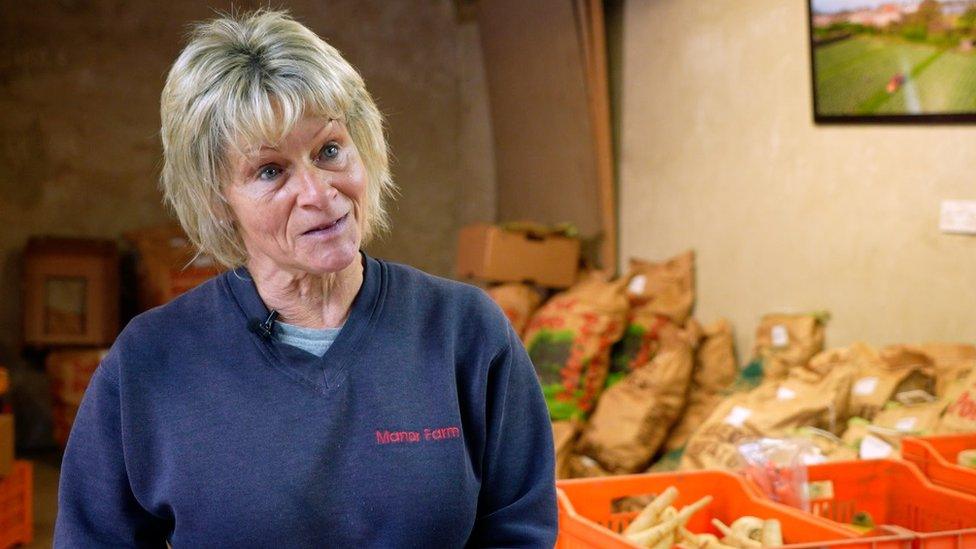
[302,213,348,238]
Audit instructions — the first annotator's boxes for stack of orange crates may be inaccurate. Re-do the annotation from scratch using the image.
[0,461,33,549]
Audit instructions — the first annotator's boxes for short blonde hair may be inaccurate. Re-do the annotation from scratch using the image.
[160,9,395,268]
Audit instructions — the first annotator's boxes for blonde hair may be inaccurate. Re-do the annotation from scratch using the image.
[160,9,395,268]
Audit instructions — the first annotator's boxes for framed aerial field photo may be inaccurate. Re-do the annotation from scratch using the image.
[809,0,976,123]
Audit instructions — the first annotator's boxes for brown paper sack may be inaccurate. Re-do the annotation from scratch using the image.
[937,366,976,434]
[551,420,579,480]
[664,319,738,452]
[624,251,695,325]
[915,342,976,398]
[681,354,854,471]
[608,252,696,375]
[523,273,628,420]
[576,326,696,473]
[486,283,543,337]
[567,454,611,478]
[848,344,934,420]
[753,313,826,380]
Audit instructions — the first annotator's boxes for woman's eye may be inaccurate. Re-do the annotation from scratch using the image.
[319,143,340,161]
[257,165,282,181]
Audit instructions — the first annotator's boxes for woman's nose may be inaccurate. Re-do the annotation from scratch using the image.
[295,167,337,207]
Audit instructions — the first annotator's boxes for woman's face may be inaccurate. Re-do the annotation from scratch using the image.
[224,116,366,275]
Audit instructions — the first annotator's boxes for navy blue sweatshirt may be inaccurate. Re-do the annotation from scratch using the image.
[55,252,557,548]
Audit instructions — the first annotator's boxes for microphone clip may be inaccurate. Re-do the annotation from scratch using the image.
[249,310,279,340]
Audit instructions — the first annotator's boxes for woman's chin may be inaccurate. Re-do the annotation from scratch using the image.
[299,241,360,275]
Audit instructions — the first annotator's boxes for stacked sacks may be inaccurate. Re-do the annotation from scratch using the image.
[575,322,700,474]
[937,365,976,433]
[681,343,853,471]
[847,344,934,420]
[607,251,695,386]
[486,283,544,336]
[752,313,827,381]
[523,272,628,420]
[662,319,739,455]
[915,342,976,398]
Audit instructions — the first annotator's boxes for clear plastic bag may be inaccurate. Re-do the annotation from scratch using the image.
[737,437,823,511]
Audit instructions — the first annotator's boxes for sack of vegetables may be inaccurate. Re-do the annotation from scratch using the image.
[522,272,628,420]
[609,251,695,377]
[576,323,697,473]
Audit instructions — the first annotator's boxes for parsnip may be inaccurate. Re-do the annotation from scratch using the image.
[626,519,680,547]
[712,518,762,549]
[625,486,680,535]
[676,496,714,526]
[649,531,675,549]
[731,516,764,542]
[761,519,783,547]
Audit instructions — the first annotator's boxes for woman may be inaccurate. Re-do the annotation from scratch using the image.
[55,10,557,548]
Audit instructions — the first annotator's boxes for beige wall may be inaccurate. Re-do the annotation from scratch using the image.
[619,0,976,357]
[0,1,494,444]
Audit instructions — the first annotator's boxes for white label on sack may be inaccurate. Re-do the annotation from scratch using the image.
[628,274,647,295]
[853,377,880,396]
[895,417,918,432]
[776,386,797,401]
[771,325,789,348]
[860,435,894,459]
[724,406,753,428]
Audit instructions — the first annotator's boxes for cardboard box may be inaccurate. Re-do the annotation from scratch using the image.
[23,237,120,347]
[0,414,13,477]
[46,349,106,407]
[125,224,221,310]
[456,224,580,288]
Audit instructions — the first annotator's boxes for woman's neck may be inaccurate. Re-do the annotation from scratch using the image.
[245,254,364,329]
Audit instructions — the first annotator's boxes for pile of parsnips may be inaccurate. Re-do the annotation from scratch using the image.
[622,487,784,549]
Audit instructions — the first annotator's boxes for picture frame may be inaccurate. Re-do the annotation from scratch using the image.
[23,237,119,347]
[808,0,976,124]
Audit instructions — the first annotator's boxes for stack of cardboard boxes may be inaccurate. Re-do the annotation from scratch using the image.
[0,366,33,548]
[23,227,221,449]
[456,222,583,478]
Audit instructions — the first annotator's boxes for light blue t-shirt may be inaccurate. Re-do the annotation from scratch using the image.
[274,321,342,357]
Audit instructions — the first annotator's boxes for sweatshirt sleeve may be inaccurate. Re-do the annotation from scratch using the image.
[467,323,558,548]
[54,350,170,548]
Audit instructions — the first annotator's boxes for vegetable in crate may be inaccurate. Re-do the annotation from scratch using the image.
[621,485,784,549]
[523,272,628,420]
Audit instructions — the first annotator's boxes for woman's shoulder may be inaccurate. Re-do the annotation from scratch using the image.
[378,258,510,336]
[112,273,229,357]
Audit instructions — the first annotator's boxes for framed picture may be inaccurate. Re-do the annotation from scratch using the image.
[23,237,119,347]
[809,0,976,123]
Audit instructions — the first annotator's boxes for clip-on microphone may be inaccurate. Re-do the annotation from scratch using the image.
[248,310,279,340]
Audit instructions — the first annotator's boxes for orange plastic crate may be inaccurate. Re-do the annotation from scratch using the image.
[902,434,976,498]
[0,461,33,549]
[806,459,976,549]
[556,470,899,549]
